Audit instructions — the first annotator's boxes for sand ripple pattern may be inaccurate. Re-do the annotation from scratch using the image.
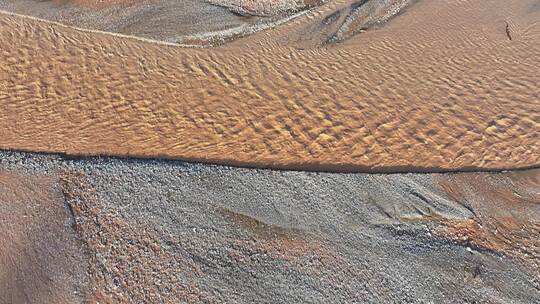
[0,0,539,172]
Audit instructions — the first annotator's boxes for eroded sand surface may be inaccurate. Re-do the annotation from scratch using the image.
[0,0,264,45]
[0,0,324,46]
[0,0,539,172]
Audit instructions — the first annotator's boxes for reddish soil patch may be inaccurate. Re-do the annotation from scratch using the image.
[0,171,89,304]
[219,207,338,263]
[437,171,540,277]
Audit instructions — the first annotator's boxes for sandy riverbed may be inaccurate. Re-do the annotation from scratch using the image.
[0,0,538,172]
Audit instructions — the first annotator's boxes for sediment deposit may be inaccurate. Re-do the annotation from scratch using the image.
[0,151,538,303]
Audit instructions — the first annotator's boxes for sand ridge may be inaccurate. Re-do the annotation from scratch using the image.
[0,0,539,172]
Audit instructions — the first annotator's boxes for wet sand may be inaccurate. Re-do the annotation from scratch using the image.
[0,0,538,172]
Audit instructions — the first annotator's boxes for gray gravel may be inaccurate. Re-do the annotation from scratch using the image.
[0,151,538,303]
